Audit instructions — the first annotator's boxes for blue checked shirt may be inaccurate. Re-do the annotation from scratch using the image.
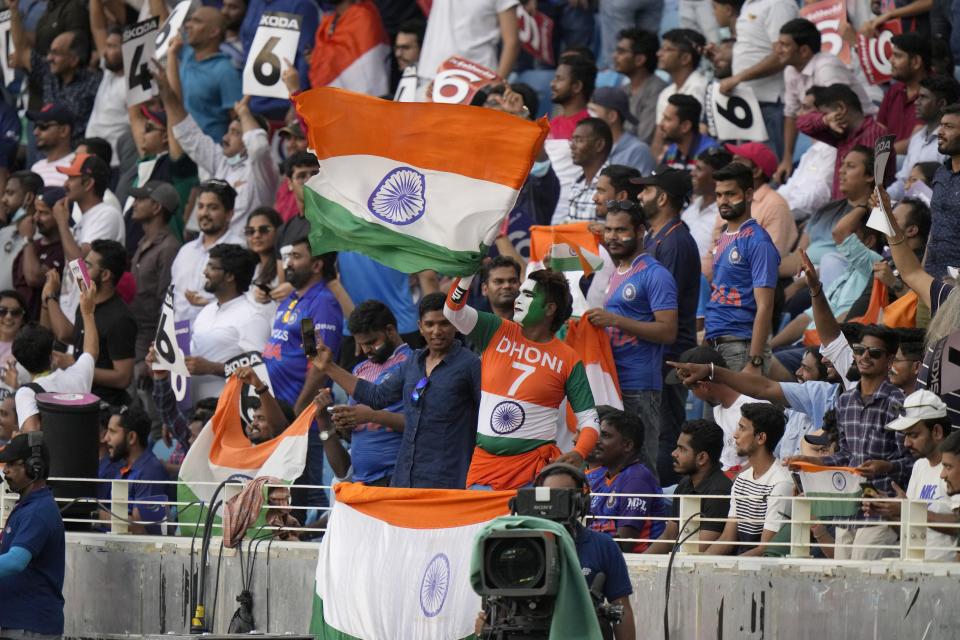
[821,380,912,493]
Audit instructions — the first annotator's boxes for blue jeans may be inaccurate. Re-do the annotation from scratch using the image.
[760,100,785,162]
[598,0,664,68]
[621,389,661,479]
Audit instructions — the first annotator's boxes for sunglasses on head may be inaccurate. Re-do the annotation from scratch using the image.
[411,376,429,404]
[605,200,638,212]
[851,344,887,359]
[0,306,23,318]
[244,225,274,236]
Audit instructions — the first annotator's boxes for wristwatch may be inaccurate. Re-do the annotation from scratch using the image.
[750,355,764,368]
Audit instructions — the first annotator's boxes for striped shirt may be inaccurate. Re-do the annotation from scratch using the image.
[728,460,793,545]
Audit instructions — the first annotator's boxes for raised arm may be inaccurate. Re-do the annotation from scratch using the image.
[443,276,479,336]
[89,0,109,58]
[666,360,788,406]
[496,7,520,81]
[7,0,32,70]
[799,249,841,345]
[877,187,934,308]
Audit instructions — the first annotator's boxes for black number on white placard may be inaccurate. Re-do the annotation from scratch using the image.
[155,21,172,54]
[155,313,176,363]
[717,95,753,129]
[128,43,153,91]
[253,36,281,86]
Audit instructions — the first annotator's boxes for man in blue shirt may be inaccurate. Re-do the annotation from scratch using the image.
[585,205,678,477]
[704,161,780,374]
[660,94,718,171]
[326,300,409,486]
[587,409,666,552]
[0,433,65,637]
[101,405,171,535]
[174,7,243,140]
[239,0,320,121]
[312,293,480,489]
[636,166,701,484]
[263,236,343,413]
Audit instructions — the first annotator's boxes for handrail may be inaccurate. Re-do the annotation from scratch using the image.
[2,479,957,561]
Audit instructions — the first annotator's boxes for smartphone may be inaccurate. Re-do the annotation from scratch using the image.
[255,282,272,294]
[68,258,92,291]
[791,472,804,495]
[301,318,317,358]
[52,340,68,354]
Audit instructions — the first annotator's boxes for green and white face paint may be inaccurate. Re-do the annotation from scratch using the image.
[513,277,547,327]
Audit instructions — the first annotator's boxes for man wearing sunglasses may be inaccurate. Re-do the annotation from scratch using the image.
[443,269,600,490]
[788,324,912,560]
[312,293,480,490]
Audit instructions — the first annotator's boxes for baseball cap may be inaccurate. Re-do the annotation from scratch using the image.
[725,142,777,180]
[0,433,49,467]
[589,87,638,125]
[27,103,74,126]
[38,186,66,206]
[140,105,168,128]
[630,164,693,204]
[129,180,181,213]
[885,389,947,432]
[278,120,305,139]
[56,153,110,184]
[803,430,835,447]
[665,345,727,384]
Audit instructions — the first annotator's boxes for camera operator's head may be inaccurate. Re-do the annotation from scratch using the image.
[0,432,51,495]
[530,463,592,533]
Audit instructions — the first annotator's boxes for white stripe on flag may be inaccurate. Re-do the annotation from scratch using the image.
[328,43,391,96]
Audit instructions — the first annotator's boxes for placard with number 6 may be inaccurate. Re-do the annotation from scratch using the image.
[707,82,768,142]
[153,0,191,62]
[122,17,160,105]
[431,56,501,105]
[0,10,14,87]
[243,11,300,99]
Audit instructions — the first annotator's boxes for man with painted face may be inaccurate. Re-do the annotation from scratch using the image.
[444,268,600,490]
[325,300,408,486]
[585,203,678,478]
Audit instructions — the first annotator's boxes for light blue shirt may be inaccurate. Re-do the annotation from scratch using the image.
[609,132,655,175]
[776,381,840,458]
[804,234,882,329]
[178,45,243,141]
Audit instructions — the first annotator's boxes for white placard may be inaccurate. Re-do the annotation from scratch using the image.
[394,65,417,102]
[708,83,768,142]
[866,187,895,237]
[0,10,14,86]
[242,11,300,99]
[153,0,191,61]
[153,289,190,400]
[122,17,159,105]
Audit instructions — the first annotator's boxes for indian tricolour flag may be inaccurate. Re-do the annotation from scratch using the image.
[309,1,390,96]
[177,377,311,528]
[311,483,512,639]
[294,88,549,276]
[530,222,605,275]
[793,461,863,518]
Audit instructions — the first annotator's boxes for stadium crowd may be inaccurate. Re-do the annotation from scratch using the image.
[1,0,960,617]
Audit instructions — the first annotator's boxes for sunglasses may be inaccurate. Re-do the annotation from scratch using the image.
[0,306,24,318]
[851,344,887,359]
[244,225,274,236]
[410,376,429,404]
[605,200,638,212]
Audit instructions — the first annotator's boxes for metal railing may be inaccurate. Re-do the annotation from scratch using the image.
[4,479,957,561]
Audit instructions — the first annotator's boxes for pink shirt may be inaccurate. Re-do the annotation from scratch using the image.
[549,109,588,140]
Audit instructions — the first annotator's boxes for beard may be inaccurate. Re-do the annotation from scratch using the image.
[368,341,396,364]
[284,266,312,289]
[109,439,129,463]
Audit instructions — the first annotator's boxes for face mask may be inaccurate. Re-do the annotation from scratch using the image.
[513,278,547,328]
[10,207,26,224]
[226,153,243,167]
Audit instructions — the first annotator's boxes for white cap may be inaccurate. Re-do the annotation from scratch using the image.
[885,390,947,432]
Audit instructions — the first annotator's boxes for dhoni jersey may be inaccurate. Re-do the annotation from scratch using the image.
[466,312,598,456]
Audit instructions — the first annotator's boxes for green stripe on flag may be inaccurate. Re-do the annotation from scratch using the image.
[476,433,554,456]
[304,190,487,275]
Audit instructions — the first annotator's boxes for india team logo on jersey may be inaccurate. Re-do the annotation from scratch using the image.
[622,283,636,301]
[728,247,743,265]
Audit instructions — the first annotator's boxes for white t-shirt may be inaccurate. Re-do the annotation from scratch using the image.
[729,459,794,540]
[906,458,960,561]
[417,0,519,79]
[0,225,27,290]
[714,393,770,470]
[58,201,125,319]
[30,153,76,188]
[733,0,798,103]
[84,68,130,167]
[169,230,247,325]
[655,70,708,124]
[15,353,96,428]
[190,295,271,399]
[681,196,719,259]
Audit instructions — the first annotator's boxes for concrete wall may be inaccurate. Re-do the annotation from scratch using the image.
[64,534,960,639]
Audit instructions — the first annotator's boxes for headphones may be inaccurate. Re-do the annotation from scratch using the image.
[25,431,45,481]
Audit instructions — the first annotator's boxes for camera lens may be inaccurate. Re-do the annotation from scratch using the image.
[486,538,546,589]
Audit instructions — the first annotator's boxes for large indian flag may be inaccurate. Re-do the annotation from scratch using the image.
[793,461,863,518]
[177,377,312,528]
[311,483,513,639]
[294,88,549,275]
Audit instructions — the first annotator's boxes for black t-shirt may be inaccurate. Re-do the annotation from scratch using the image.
[73,294,138,406]
[669,466,734,534]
